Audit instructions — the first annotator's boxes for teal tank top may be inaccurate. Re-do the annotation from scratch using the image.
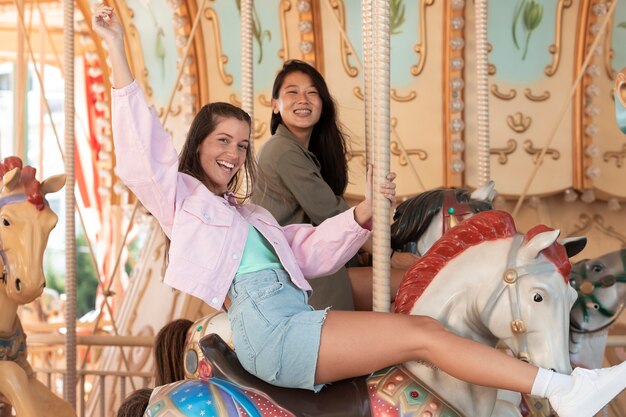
[236,225,283,276]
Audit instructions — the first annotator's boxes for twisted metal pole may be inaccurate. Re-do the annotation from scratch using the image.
[361,0,372,165]
[240,0,254,136]
[63,0,77,406]
[371,0,391,312]
[475,0,490,186]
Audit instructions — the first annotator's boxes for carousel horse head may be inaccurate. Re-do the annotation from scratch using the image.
[396,210,585,376]
[0,156,65,305]
[391,180,495,256]
[568,248,626,368]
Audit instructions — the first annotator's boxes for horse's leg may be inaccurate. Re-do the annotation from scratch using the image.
[29,378,77,417]
[0,362,39,417]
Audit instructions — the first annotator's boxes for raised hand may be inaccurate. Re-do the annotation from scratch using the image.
[92,4,123,45]
[91,4,134,88]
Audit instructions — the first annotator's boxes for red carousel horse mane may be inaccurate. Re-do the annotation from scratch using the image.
[395,210,518,315]
[0,156,46,211]
[524,224,570,281]
[394,210,571,315]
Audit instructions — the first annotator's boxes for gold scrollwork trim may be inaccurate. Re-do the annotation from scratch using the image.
[545,0,573,76]
[603,144,626,168]
[204,8,234,85]
[411,0,435,76]
[346,150,367,166]
[157,105,182,118]
[523,139,560,163]
[488,64,496,75]
[391,89,417,102]
[253,119,267,139]
[390,141,427,166]
[491,85,517,100]
[524,88,551,102]
[353,86,364,101]
[258,94,272,107]
[569,213,626,247]
[568,212,593,237]
[278,0,291,61]
[507,112,532,133]
[329,0,358,78]
[229,93,242,107]
[594,214,626,247]
[490,139,518,165]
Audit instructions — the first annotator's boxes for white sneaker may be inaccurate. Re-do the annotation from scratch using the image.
[549,362,626,417]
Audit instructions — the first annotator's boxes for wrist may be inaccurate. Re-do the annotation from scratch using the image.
[353,203,372,229]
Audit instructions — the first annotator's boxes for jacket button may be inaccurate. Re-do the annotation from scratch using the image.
[211,297,218,304]
[232,254,239,260]
[203,212,210,221]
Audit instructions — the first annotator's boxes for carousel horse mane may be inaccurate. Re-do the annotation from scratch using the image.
[0,156,47,210]
[394,210,570,315]
[390,187,493,251]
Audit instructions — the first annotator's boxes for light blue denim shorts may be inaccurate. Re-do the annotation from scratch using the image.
[227,269,328,392]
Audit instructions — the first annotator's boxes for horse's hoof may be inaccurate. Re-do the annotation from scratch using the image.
[615,69,626,134]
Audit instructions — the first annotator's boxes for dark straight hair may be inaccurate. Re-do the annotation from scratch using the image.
[270,60,348,195]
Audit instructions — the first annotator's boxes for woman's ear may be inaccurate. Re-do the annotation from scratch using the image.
[271,99,279,114]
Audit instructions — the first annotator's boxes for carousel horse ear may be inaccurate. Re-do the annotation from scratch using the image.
[470,180,496,203]
[518,229,561,261]
[2,167,21,192]
[615,69,626,134]
[41,173,67,195]
[558,236,587,258]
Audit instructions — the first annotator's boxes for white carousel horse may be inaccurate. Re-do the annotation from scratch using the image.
[142,210,584,417]
[0,156,76,417]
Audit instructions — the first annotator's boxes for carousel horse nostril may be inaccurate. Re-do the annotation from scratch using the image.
[15,278,21,292]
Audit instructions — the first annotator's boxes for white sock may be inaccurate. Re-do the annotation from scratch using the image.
[530,368,574,398]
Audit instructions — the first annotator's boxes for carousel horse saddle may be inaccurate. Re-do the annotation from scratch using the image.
[199,333,371,417]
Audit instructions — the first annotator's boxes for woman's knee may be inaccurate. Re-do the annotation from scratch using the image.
[408,315,450,355]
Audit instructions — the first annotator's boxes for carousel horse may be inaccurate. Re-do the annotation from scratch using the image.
[0,156,76,417]
[569,248,626,368]
[137,210,585,417]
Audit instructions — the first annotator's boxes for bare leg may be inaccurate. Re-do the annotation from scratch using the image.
[315,311,536,393]
[347,267,404,311]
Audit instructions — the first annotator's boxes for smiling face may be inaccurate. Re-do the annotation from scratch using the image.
[272,71,322,146]
[197,117,251,195]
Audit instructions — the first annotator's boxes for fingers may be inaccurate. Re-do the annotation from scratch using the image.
[93,4,113,25]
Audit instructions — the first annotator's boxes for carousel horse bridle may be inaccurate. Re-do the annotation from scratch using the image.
[569,253,626,334]
[481,235,557,363]
[0,193,28,285]
[401,190,476,255]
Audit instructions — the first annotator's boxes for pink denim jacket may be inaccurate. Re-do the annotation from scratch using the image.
[111,81,371,310]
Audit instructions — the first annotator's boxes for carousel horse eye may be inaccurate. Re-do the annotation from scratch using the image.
[2,218,9,226]
[533,293,543,303]
[591,264,604,273]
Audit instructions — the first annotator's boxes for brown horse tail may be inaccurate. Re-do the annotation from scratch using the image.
[154,319,193,385]
[116,388,152,417]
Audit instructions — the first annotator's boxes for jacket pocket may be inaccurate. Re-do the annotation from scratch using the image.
[169,197,234,270]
